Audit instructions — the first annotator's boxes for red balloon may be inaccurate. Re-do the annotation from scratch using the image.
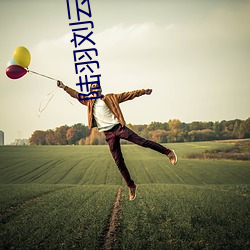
[6,65,27,79]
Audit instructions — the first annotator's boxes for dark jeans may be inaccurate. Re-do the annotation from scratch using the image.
[104,124,171,187]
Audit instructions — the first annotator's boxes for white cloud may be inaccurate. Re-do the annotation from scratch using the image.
[20,15,250,127]
[95,23,154,45]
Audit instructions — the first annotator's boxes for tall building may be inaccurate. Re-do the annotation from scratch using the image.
[0,131,4,146]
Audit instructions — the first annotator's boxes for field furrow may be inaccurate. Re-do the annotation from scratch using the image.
[103,186,123,250]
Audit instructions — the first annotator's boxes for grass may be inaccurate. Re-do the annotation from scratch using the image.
[0,184,118,249]
[120,184,250,250]
[186,140,250,161]
[0,145,121,185]
[0,141,250,249]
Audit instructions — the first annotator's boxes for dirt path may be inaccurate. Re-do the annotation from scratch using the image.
[103,186,123,250]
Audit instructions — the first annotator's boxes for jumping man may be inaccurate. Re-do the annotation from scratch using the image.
[57,81,177,201]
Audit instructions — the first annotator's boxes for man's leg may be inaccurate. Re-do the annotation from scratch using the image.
[104,131,135,188]
[119,126,171,154]
[118,125,177,165]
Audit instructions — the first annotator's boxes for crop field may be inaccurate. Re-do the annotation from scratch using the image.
[0,141,249,249]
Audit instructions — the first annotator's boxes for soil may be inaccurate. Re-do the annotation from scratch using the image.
[103,186,123,250]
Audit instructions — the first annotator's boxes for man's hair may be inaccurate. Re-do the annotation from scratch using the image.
[90,83,100,92]
[90,83,94,92]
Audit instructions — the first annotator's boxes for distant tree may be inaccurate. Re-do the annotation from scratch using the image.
[54,125,69,145]
[78,138,86,145]
[126,124,150,140]
[203,129,216,140]
[66,127,75,145]
[29,118,250,145]
[218,120,239,140]
[74,123,90,142]
[92,137,99,145]
[147,121,167,131]
[87,128,106,145]
[140,126,150,140]
[126,123,135,132]
[239,118,250,138]
[167,119,184,142]
[188,129,216,141]
[85,136,90,145]
[213,122,221,139]
[134,124,148,133]
[233,119,243,138]
[168,119,182,131]
[29,130,46,145]
[150,130,168,143]
[189,121,204,131]
[181,122,189,142]
[66,124,90,145]
[45,129,57,145]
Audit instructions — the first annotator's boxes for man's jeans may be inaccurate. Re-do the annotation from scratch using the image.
[104,124,171,187]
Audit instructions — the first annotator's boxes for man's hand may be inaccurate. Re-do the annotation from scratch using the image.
[145,89,152,95]
[57,80,65,89]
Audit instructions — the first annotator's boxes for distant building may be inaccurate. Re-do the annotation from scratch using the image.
[0,131,4,145]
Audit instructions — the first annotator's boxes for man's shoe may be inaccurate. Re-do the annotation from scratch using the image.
[168,150,178,165]
[129,186,137,201]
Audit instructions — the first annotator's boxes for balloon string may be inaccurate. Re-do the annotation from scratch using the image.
[28,69,58,81]
[67,99,75,106]
[37,90,76,118]
[38,88,58,118]
[28,69,75,116]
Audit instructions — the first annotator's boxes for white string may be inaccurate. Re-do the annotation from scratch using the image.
[28,69,58,81]
[27,69,77,117]
[38,88,58,118]
[67,99,75,106]
[37,89,78,117]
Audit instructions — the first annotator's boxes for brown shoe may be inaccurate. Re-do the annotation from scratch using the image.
[129,186,137,201]
[168,150,178,165]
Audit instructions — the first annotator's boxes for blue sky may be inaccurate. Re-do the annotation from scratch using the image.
[0,0,249,144]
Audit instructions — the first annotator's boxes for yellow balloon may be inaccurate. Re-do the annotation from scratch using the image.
[13,46,31,68]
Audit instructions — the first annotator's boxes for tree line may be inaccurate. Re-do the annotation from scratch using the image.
[29,118,250,145]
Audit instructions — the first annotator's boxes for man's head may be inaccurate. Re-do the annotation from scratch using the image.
[90,83,102,96]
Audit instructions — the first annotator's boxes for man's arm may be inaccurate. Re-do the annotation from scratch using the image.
[116,89,153,103]
[57,80,89,105]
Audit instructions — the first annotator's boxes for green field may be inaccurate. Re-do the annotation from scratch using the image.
[0,141,249,249]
